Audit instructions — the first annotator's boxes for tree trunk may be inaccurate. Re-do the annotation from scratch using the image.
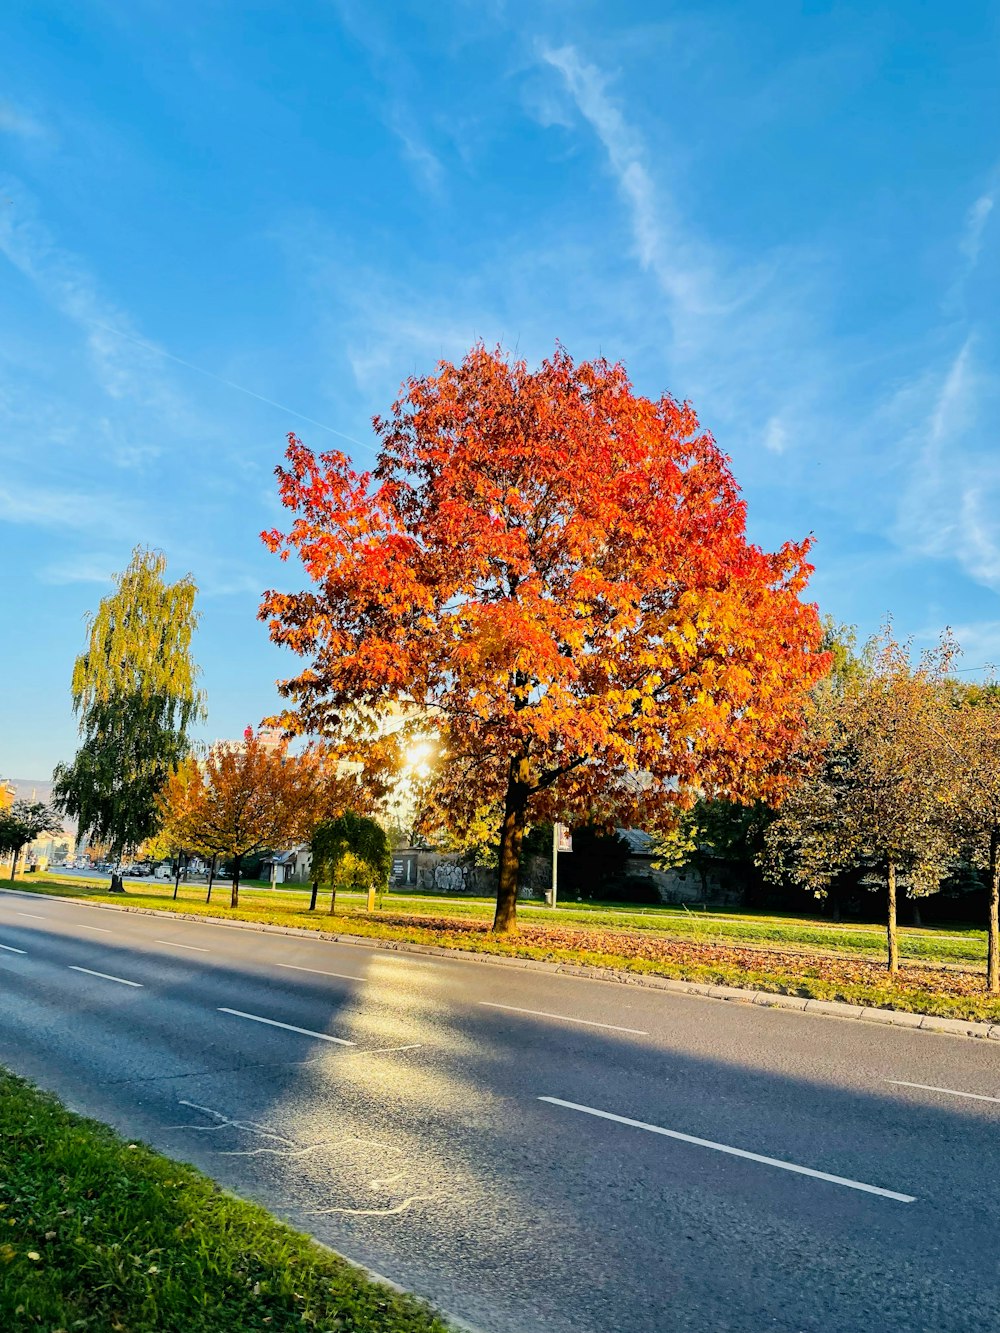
[886,861,899,975]
[988,832,1000,995]
[910,899,922,928]
[493,760,531,934]
[328,884,337,915]
[9,844,20,881]
[206,855,216,904]
[173,855,182,901]
[231,854,242,909]
[309,879,319,911]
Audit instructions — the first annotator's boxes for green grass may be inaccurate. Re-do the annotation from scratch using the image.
[26,870,989,965]
[0,1069,450,1333]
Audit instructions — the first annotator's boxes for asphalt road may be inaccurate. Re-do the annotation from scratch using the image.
[2,888,999,1333]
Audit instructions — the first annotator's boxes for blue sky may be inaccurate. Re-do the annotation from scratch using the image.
[2,0,998,778]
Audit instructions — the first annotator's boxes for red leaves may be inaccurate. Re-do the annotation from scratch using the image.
[260,344,829,831]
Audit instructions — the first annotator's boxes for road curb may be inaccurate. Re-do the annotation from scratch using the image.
[3,885,999,1043]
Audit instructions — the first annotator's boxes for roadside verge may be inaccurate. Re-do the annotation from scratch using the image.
[3,885,998,1042]
[0,1067,465,1333]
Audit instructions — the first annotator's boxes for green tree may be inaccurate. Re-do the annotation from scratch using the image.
[766,628,956,973]
[52,548,205,890]
[0,801,63,881]
[311,811,391,914]
[656,799,774,903]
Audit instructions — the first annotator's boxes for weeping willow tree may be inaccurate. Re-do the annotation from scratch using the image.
[53,548,206,890]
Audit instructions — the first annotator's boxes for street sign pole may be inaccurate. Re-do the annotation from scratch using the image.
[550,823,559,909]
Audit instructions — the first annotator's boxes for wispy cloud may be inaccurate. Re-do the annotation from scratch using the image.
[536,42,828,470]
[37,555,118,587]
[540,44,709,316]
[960,190,995,267]
[387,109,446,192]
[896,337,1000,590]
[0,101,46,140]
[0,482,142,536]
[331,0,447,195]
[0,177,181,411]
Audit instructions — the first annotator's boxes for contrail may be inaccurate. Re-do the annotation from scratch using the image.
[88,318,368,447]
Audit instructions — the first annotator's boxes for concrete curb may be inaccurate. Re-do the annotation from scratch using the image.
[3,885,999,1043]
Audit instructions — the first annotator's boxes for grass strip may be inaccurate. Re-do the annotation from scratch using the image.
[13,875,988,963]
[0,1069,450,1333]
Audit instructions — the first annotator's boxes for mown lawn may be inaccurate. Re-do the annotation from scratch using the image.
[8,874,1000,1022]
[21,871,990,964]
[0,1069,450,1333]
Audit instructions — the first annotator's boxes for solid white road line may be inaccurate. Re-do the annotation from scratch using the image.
[218,1007,356,1046]
[539,1096,916,1203]
[480,1001,648,1036]
[16,912,48,921]
[68,965,143,988]
[0,943,26,954]
[155,940,210,953]
[274,962,365,982]
[888,1079,1000,1106]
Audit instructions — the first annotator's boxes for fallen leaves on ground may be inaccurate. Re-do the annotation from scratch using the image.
[356,910,1000,1017]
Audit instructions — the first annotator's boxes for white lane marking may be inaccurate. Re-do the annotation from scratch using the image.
[888,1079,1000,1106]
[76,924,112,934]
[155,940,210,953]
[68,965,143,988]
[274,961,364,982]
[16,912,48,921]
[539,1096,916,1204]
[480,1001,648,1036]
[218,1007,355,1046]
[0,943,27,954]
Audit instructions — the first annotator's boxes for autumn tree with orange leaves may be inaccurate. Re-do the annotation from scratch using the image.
[261,345,828,933]
[190,729,312,908]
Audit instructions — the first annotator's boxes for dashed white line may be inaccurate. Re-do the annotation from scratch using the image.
[16,912,47,921]
[888,1079,1000,1106]
[156,940,210,953]
[274,961,364,982]
[218,1007,355,1046]
[68,965,143,988]
[76,924,112,934]
[539,1096,916,1203]
[480,1001,648,1036]
[0,943,27,954]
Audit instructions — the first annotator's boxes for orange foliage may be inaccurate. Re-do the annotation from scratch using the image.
[261,345,828,930]
[194,730,313,907]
